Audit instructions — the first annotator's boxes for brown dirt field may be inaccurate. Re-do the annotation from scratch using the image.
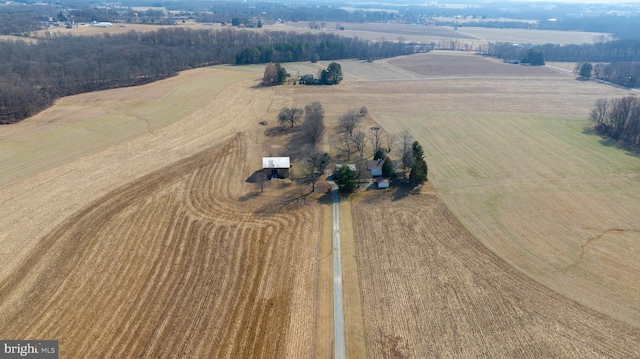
[353,191,640,358]
[0,133,320,358]
[316,204,334,359]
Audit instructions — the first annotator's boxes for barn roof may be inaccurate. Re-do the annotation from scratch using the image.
[262,157,290,169]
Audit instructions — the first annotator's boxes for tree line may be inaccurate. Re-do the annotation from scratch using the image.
[235,38,417,64]
[483,40,640,64]
[590,96,640,147]
[482,40,640,88]
[0,28,421,124]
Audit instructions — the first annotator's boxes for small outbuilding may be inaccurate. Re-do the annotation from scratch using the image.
[376,177,390,188]
[262,157,290,179]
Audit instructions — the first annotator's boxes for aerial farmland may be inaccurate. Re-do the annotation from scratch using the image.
[1,15,639,358]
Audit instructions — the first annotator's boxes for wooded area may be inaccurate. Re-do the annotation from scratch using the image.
[590,96,640,147]
[485,40,640,63]
[0,28,418,124]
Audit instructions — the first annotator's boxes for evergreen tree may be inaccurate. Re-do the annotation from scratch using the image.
[326,62,343,84]
[334,165,357,192]
[521,48,545,66]
[579,62,593,78]
[381,157,394,178]
[373,148,386,161]
[276,63,287,84]
[409,141,428,185]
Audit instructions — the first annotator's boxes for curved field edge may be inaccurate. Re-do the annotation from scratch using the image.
[352,192,640,358]
[0,133,320,358]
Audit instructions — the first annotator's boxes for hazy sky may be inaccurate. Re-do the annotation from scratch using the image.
[508,0,640,2]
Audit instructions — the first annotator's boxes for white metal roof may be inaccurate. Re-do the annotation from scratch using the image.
[262,157,290,169]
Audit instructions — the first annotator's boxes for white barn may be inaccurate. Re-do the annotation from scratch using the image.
[262,157,290,178]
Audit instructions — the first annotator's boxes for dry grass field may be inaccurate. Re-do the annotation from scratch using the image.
[353,192,640,358]
[1,48,640,358]
[456,26,611,44]
[346,52,640,329]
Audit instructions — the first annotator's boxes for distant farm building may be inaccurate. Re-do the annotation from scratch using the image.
[262,157,290,179]
[91,21,113,27]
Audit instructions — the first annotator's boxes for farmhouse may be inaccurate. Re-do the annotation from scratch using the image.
[262,157,290,179]
[366,159,397,177]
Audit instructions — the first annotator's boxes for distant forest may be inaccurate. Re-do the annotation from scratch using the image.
[0,28,418,124]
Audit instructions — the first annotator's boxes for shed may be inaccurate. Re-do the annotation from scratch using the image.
[262,157,290,178]
[376,177,390,188]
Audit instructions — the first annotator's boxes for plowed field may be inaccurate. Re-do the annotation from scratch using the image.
[353,192,640,358]
[0,133,320,357]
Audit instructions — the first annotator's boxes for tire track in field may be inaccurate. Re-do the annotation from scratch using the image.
[0,133,320,358]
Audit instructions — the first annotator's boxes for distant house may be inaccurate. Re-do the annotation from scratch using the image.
[367,159,397,177]
[262,157,290,179]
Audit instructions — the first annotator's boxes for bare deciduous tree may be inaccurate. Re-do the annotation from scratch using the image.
[337,110,362,137]
[352,130,367,159]
[398,130,414,179]
[262,63,278,85]
[385,133,398,153]
[369,126,385,156]
[306,151,330,192]
[278,107,303,128]
[256,171,268,192]
[334,132,353,160]
[302,102,326,146]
